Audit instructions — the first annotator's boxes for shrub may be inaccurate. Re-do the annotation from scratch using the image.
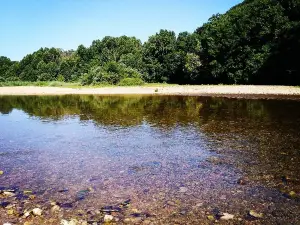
[80,73,93,85]
[118,78,145,86]
[57,74,65,82]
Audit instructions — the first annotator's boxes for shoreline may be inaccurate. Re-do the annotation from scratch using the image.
[0,85,300,99]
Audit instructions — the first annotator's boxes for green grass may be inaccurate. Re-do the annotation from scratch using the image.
[0,81,181,88]
[0,81,81,88]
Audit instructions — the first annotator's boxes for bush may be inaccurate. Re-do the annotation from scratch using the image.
[118,78,144,86]
[80,73,93,85]
[80,62,144,86]
[37,73,52,81]
[57,74,65,82]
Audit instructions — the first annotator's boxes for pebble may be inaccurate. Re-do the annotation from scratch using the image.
[179,187,188,193]
[7,209,14,215]
[3,192,15,197]
[61,219,78,225]
[249,210,263,218]
[195,202,203,207]
[23,190,32,195]
[124,217,142,223]
[237,178,247,185]
[220,213,234,220]
[289,191,297,198]
[23,211,31,218]
[220,195,227,200]
[167,201,177,206]
[0,170,3,175]
[104,215,114,222]
[207,215,214,220]
[51,205,60,213]
[32,208,42,216]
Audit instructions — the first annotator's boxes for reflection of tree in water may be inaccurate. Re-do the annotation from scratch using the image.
[0,95,202,127]
[1,95,300,186]
[1,96,300,129]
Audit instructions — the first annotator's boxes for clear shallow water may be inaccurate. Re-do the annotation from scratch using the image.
[0,95,300,224]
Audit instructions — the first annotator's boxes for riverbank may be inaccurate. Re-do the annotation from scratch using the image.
[0,85,300,99]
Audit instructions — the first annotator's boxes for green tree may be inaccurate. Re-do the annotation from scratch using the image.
[143,30,179,82]
[197,0,291,84]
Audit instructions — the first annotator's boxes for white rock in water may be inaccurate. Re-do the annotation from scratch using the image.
[61,219,78,225]
[51,205,60,213]
[23,211,31,218]
[3,192,15,197]
[3,223,12,225]
[220,213,234,220]
[179,187,188,193]
[104,215,114,222]
[32,208,43,216]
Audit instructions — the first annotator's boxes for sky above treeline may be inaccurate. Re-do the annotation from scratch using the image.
[0,0,242,61]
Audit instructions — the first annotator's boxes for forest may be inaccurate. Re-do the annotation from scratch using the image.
[0,0,299,86]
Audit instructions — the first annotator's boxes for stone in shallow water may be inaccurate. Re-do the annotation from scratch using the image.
[32,208,43,216]
[249,210,263,218]
[6,209,14,215]
[237,177,248,185]
[179,187,188,193]
[2,191,16,197]
[51,205,60,213]
[76,190,90,201]
[60,202,73,209]
[58,188,69,193]
[104,215,114,222]
[207,215,214,220]
[289,191,297,198]
[220,213,234,220]
[61,219,78,225]
[0,170,3,175]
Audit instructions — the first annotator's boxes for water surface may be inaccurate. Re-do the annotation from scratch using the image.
[0,95,300,224]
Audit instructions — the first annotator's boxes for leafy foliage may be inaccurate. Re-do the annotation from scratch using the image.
[1,0,300,85]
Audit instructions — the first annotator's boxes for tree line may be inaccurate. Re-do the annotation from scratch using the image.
[0,0,299,85]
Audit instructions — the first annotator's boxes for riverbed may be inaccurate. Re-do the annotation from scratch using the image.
[0,95,300,224]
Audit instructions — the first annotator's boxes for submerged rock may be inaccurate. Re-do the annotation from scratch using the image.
[23,190,32,195]
[6,209,14,215]
[179,187,188,193]
[60,202,74,209]
[101,205,121,213]
[120,199,131,207]
[104,215,114,222]
[61,219,78,225]
[58,188,69,193]
[220,213,234,220]
[0,170,3,175]
[124,217,142,223]
[51,205,60,213]
[249,210,263,218]
[2,191,16,197]
[32,208,43,216]
[289,191,297,198]
[237,177,248,185]
[207,215,214,220]
[76,190,90,201]
[23,211,31,218]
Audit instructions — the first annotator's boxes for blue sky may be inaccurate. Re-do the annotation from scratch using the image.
[0,0,242,61]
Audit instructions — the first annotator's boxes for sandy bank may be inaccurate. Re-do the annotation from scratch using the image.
[0,85,300,99]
